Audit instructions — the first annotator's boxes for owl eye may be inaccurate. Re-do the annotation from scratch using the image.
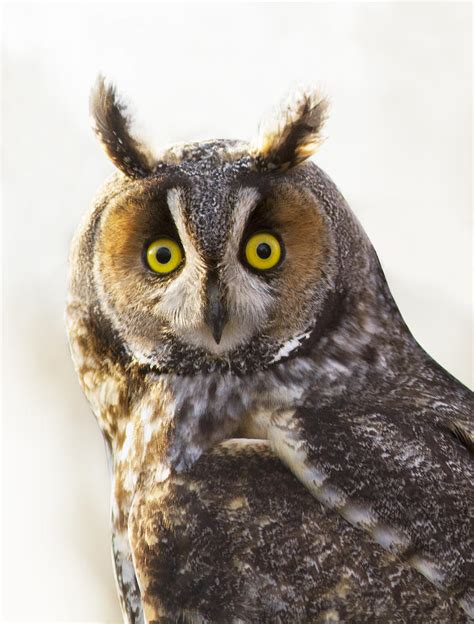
[244,232,283,271]
[145,238,183,274]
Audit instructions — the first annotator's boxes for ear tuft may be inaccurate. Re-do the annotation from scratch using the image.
[90,76,155,178]
[253,88,329,171]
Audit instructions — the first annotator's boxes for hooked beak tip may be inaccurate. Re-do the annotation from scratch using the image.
[204,271,227,346]
[209,317,225,345]
[205,308,227,345]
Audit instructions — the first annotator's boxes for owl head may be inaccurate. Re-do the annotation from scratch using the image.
[74,77,376,375]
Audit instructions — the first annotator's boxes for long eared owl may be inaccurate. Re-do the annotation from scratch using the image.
[66,77,473,623]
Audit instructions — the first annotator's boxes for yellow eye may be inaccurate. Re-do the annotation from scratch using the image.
[244,232,282,271]
[146,238,183,274]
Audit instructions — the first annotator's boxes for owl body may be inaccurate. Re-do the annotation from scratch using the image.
[66,80,473,622]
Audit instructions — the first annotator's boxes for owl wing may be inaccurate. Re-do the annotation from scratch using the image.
[129,439,468,623]
[111,531,144,624]
[268,380,474,616]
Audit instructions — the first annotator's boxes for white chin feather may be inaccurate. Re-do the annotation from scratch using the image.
[177,321,255,355]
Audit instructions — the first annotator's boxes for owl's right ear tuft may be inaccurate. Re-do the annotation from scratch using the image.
[90,76,155,178]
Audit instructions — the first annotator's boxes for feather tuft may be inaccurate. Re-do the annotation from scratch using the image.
[253,88,329,171]
[89,75,155,178]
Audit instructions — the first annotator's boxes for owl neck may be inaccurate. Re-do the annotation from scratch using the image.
[301,252,456,408]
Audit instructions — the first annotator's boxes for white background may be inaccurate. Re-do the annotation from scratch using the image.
[2,2,472,621]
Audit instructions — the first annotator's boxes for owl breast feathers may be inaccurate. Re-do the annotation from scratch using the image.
[66,77,474,623]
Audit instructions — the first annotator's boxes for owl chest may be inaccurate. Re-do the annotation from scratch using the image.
[156,370,309,471]
[74,347,310,533]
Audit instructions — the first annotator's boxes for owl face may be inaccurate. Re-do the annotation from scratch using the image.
[87,79,335,374]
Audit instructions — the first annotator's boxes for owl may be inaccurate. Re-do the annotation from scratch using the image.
[66,77,473,623]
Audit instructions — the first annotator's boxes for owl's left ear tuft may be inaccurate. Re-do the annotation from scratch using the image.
[253,88,329,171]
[90,75,155,178]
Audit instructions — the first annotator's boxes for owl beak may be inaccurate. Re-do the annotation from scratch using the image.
[204,272,228,345]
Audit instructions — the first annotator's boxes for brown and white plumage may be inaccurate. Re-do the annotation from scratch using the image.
[66,77,473,623]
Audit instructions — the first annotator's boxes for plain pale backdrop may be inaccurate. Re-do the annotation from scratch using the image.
[2,2,472,621]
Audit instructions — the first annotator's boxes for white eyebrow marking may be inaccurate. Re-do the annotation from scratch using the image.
[150,188,207,328]
[227,187,261,252]
[221,186,274,325]
[167,187,203,267]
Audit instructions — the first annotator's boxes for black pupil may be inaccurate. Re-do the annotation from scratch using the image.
[256,242,272,259]
[156,246,172,264]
